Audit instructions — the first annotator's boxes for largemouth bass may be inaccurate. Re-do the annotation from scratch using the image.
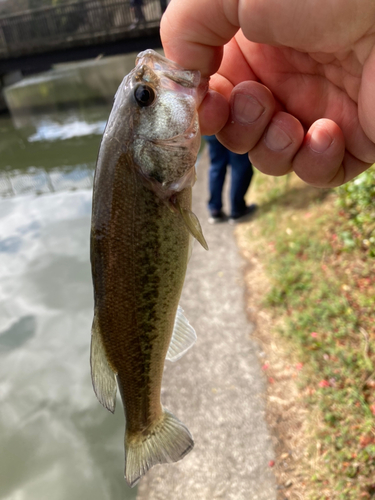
[90,49,207,487]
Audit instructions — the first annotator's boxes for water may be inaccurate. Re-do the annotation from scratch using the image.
[0,106,137,500]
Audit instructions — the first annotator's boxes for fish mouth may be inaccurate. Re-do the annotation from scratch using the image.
[148,133,196,150]
[136,120,199,150]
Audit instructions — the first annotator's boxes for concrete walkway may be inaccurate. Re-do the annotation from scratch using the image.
[137,148,277,500]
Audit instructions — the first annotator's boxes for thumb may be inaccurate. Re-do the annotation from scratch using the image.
[160,0,239,77]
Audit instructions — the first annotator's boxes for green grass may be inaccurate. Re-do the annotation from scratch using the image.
[244,172,375,499]
[337,166,375,257]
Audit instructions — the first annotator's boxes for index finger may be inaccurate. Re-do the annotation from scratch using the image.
[160,0,240,77]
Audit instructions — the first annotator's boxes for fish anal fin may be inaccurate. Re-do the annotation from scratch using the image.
[175,199,208,251]
[90,314,117,413]
[124,409,194,487]
[166,305,197,362]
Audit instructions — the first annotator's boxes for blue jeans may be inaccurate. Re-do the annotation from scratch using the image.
[205,136,253,218]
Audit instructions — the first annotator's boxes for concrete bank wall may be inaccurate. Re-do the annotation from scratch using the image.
[4,51,163,114]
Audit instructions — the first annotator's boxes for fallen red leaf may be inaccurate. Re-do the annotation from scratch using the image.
[359,435,374,448]
[319,380,330,388]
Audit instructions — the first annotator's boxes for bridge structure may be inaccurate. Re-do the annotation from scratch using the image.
[0,0,164,75]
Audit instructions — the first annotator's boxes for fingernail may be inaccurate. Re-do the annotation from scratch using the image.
[310,125,333,153]
[232,93,265,124]
[265,121,292,151]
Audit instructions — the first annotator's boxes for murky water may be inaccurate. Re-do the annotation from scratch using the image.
[0,106,137,500]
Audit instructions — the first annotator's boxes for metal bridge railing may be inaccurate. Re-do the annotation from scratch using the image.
[0,0,163,58]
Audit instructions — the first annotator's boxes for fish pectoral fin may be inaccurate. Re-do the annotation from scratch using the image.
[90,313,117,413]
[175,199,208,251]
[187,233,194,262]
[166,305,197,362]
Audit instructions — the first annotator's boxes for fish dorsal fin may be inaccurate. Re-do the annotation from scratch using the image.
[166,305,197,362]
[175,199,208,251]
[90,313,117,413]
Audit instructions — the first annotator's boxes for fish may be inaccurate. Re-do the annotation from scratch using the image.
[90,49,208,487]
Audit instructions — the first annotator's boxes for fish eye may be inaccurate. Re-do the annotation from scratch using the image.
[134,85,156,107]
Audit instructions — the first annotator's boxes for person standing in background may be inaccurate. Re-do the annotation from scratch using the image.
[205,135,257,225]
[160,0,167,13]
[130,0,145,26]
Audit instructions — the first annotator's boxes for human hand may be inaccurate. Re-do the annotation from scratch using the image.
[161,0,375,187]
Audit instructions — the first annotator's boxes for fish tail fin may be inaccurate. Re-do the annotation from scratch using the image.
[124,409,194,487]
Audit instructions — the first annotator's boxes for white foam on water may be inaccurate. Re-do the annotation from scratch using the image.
[28,119,107,142]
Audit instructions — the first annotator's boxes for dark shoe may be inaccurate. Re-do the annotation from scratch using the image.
[208,210,228,224]
[229,204,258,225]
